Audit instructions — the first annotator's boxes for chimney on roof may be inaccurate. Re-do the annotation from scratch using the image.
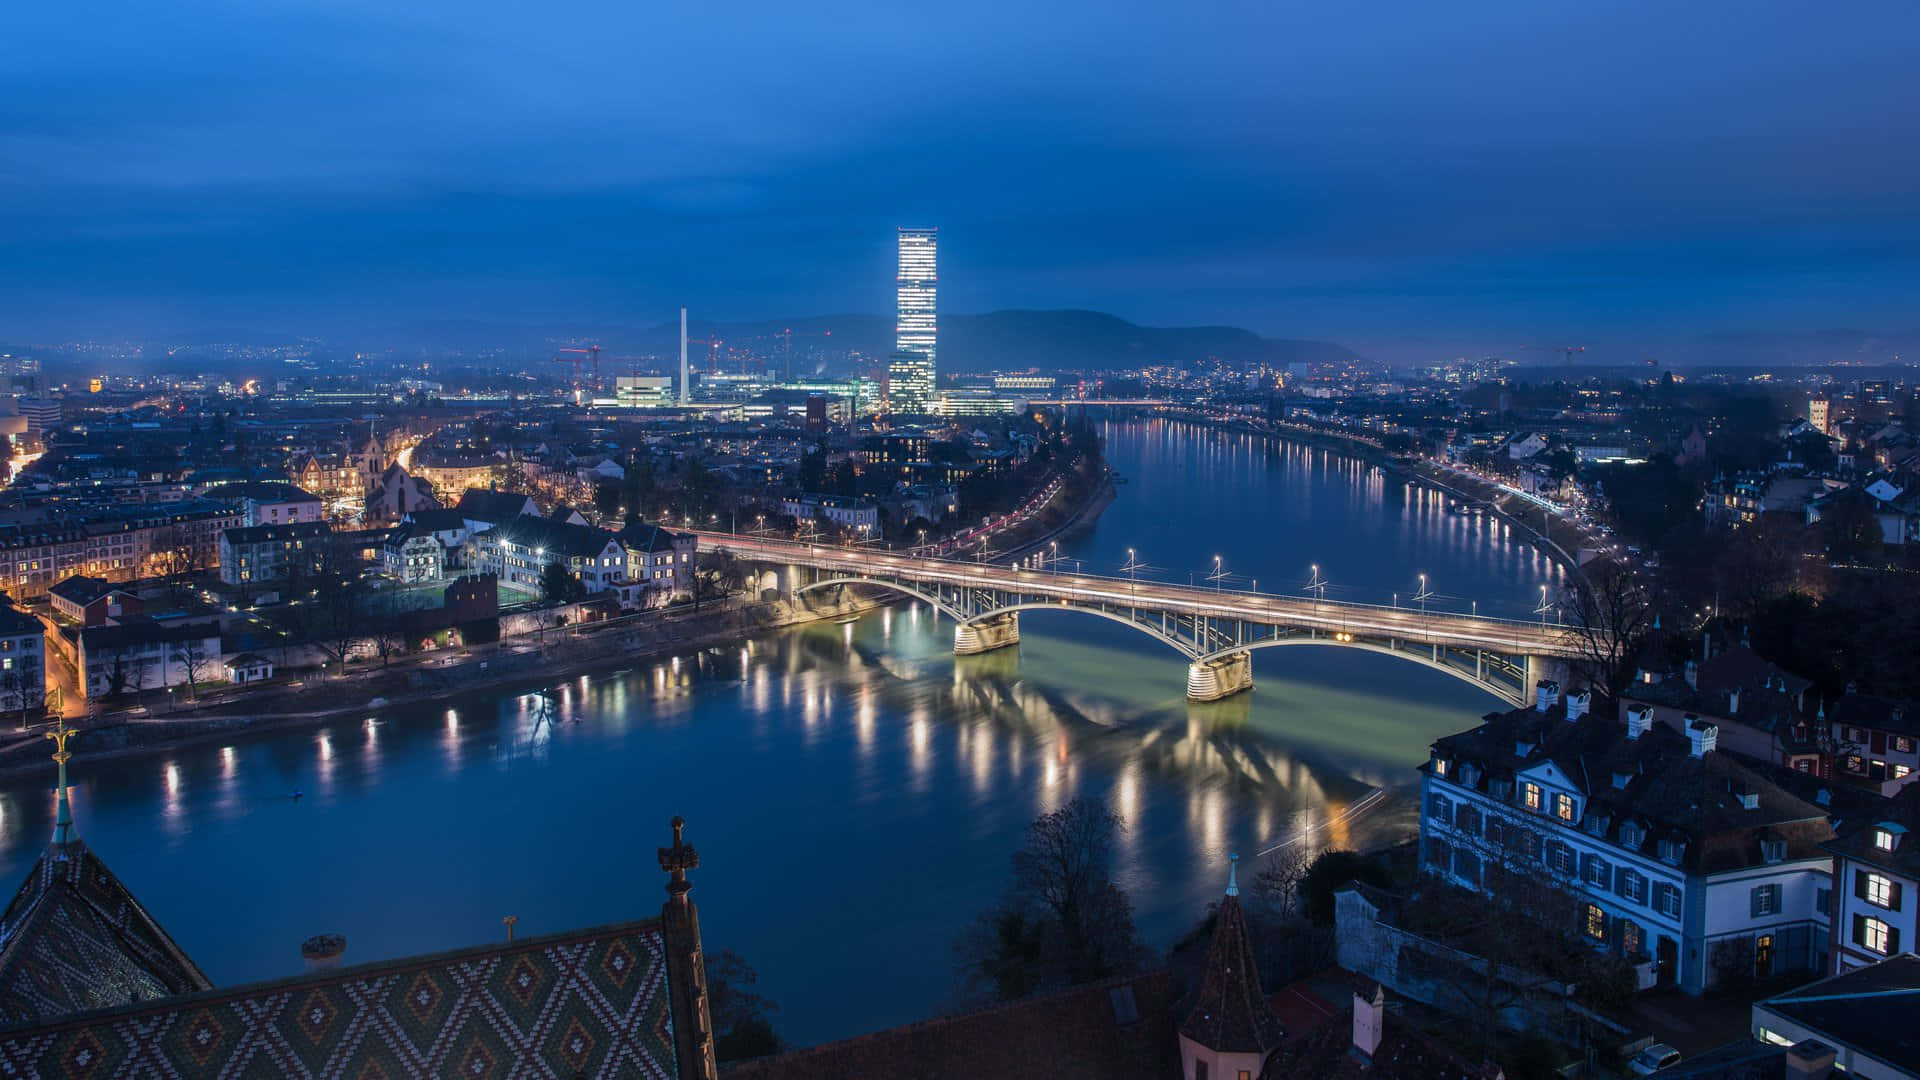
[1688,718,1718,757]
[1728,687,1741,715]
[1536,680,1561,713]
[1784,1039,1836,1079]
[1564,689,1590,721]
[1353,982,1385,1059]
[1626,704,1654,739]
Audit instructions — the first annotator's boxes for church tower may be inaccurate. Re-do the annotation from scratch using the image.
[659,816,720,1080]
[0,722,211,1026]
[1178,853,1286,1080]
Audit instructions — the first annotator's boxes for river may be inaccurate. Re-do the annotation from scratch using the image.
[0,419,1563,1046]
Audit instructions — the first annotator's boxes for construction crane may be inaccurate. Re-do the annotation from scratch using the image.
[779,327,833,382]
[555,345,603,397]
[1522,344,1587,372]
[681,334,723,376]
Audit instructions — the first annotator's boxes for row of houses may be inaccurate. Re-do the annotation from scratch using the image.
[215,487,698,608]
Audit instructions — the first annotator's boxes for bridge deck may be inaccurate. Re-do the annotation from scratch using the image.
[699,533,1579,659]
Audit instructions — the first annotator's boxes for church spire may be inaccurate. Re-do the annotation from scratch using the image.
[1179,852,1286,1063]
[44,718,76,846]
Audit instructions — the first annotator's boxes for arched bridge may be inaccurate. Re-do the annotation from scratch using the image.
[703,534,1577,706]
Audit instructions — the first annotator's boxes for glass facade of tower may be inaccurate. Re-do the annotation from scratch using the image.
[892,227,937,412]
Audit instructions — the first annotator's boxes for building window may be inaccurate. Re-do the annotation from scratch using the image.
[1621,919,1643,958]
[1855,915,1895,955]
[1453,849,1481,887]
[1555,793,1576,822]
[1622,871,1647,905]
[1583,855,1610,888]
[1523,783,1542,812]
[1427,793,1452,826]
[1817,887,1831,917]
[1585,904,1606,941]
[1750,884,1781,918]
[1897,736,1916,754]
[1656,883,1682,919]
[1859,871,1902,911]
[1874,828,1897,852]
[1455,806,1482,837]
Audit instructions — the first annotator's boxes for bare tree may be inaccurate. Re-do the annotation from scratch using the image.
[955,798,1150,1001]
[309,572,369,672]
[691,550,745,611]
[366,596,408,666]
[1406,815,1636,1057]
[169,633,221,702]
[1558,557,1656,705]
[1252,846,1316,920]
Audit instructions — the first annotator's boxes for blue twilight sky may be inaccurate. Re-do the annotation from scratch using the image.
[2,1,1917,351]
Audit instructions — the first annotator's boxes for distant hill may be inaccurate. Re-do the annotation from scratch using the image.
[345,309,1365,373]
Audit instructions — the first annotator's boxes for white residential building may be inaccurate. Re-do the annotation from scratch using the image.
[1421,685,1834,994]
[1825,792,1919,972]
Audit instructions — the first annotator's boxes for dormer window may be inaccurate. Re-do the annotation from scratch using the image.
[1432,755,1449,778]
[1554,793,1577,822]
[1658,837,1686,866]
[1584,813,1611,837]
[1873,827,1900,852]
[1459,763,1481,788]
[1620,822,1644,850]
[1523,783,1543,812]
[1760,836,1786,864]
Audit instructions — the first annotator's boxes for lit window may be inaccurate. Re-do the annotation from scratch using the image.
[1585,904,1606,940]
[1863,872,1900,910]
[1523,783,1542,811]
[1555,793,1576,822]
[1858,916,1893,955]
[1874,829,1897,852]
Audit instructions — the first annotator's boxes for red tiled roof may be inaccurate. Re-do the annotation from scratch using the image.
[722,971,1180,1080]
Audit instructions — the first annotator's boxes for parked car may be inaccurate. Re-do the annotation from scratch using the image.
[1629,1043,1682,1075]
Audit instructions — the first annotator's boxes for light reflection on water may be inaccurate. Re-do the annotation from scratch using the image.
[0,420,1547,1046]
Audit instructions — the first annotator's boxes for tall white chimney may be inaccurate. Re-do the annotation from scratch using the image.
[679,307,690,406]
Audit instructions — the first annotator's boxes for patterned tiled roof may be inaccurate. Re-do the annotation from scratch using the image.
[0,840,213,1028]
[0,919,680,1079]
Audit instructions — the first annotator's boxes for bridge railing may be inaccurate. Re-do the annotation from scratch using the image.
[698,531,1571,633]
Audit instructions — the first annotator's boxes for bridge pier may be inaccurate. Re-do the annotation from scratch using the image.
[954,612,1020,656]
[1187,652,1253,702]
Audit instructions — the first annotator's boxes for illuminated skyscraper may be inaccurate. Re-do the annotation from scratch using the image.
[890,227,937,412]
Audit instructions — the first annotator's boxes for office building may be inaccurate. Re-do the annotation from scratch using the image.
[892,227,937,412]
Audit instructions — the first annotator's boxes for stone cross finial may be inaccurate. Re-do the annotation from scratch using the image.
[659,815,699,898]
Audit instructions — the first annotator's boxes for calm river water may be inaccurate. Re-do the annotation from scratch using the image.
[0,419,1563,1045]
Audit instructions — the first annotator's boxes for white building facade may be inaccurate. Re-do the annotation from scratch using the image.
[1421,688,1833,994]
